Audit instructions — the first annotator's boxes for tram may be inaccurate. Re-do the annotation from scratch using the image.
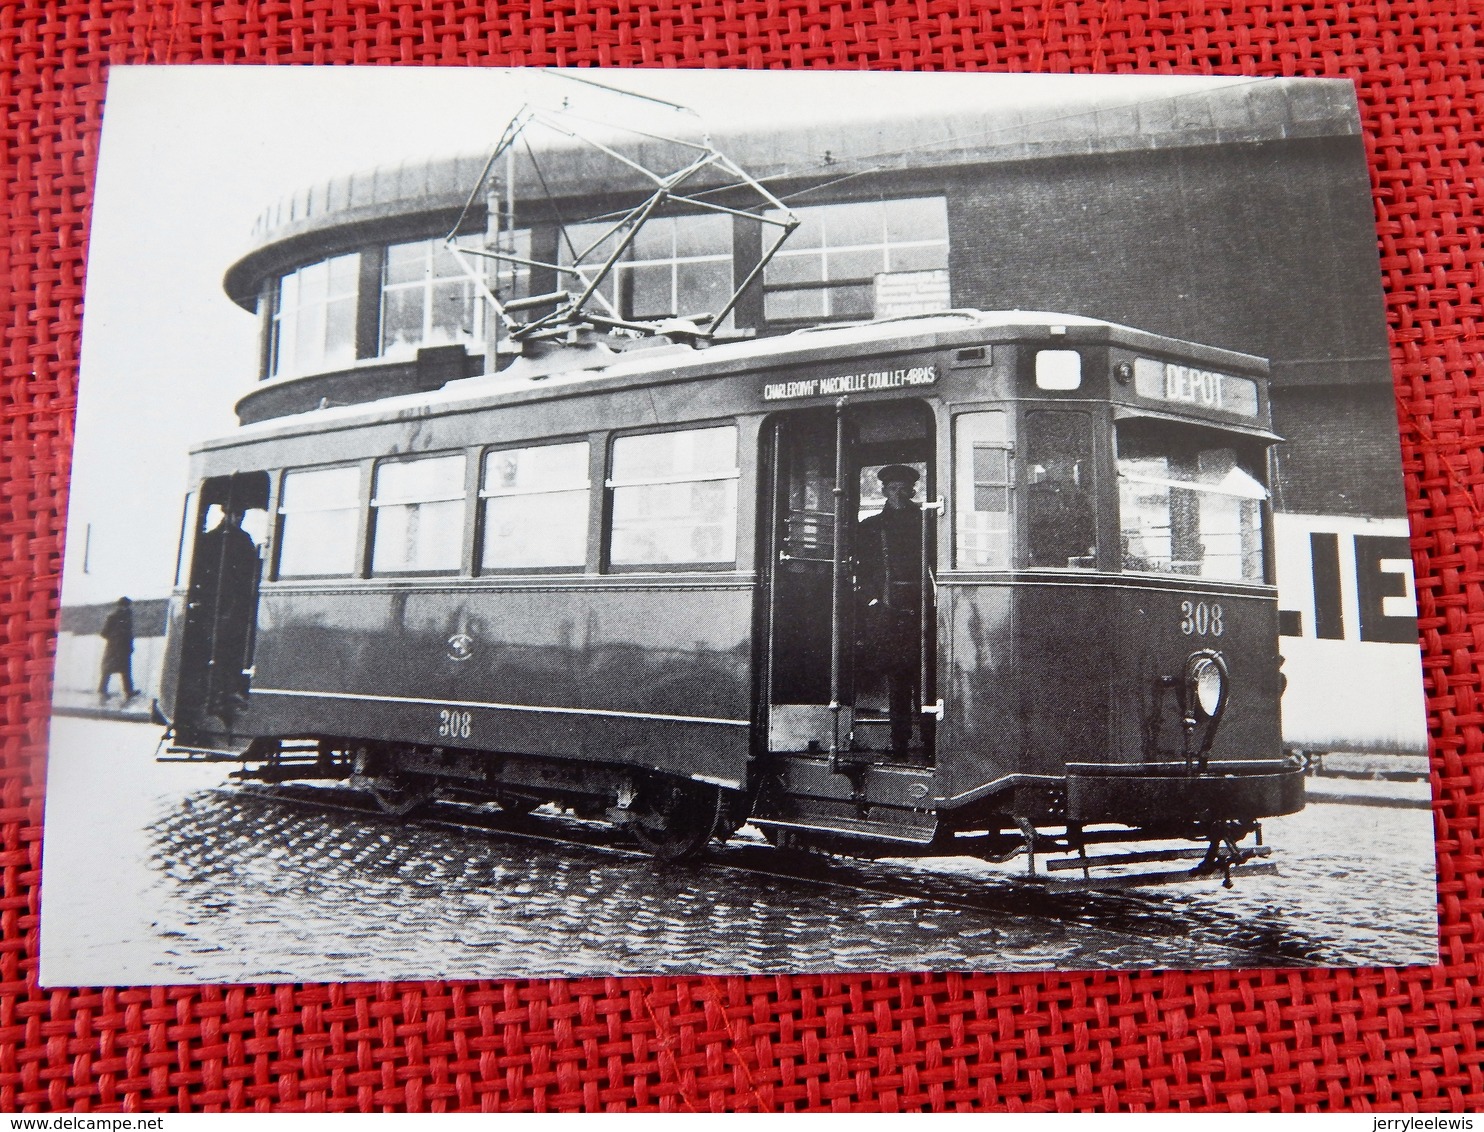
[158,309,1304,885]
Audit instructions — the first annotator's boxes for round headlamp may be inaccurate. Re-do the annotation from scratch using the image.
[1186,652,1228,720]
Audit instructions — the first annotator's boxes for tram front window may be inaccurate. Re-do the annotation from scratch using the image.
[1025,411,1096,569]
[1116,418,1268,582]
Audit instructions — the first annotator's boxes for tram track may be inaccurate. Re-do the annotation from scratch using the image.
[220,781,1332,969]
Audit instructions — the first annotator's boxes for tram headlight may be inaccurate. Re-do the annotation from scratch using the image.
[1185,651,1229,720]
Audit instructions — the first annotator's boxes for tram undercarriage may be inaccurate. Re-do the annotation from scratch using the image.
[162,729,1302,887]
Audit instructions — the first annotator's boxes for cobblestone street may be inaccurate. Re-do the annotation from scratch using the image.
[40,717,1439,985]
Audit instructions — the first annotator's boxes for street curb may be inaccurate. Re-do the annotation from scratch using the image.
[1304,787,1432,810]
[52,704,155,725]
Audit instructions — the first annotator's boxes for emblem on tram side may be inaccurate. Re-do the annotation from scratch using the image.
[446,632,475,662]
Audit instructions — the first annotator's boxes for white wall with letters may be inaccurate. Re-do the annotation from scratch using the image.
[1274,513,1428,755]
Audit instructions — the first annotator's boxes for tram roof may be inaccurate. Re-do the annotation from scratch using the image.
[205,310,1269,452]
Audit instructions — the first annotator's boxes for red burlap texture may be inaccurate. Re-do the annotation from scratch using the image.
[2,0,1481,1113]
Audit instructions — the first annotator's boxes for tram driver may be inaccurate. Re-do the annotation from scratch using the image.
[855,464,931,761]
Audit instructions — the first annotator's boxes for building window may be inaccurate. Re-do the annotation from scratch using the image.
[370,454,466,575]
[380,234,527,361]
[763,197,948,323]
[269,254,360,379]
[560,215,734,331]
[480,442,590,571]
[954,411,1012,570]
[277,466,362,578]
[608,426,739,567]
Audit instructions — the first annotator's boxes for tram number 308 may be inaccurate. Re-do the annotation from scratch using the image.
[437,709,473,739]
[1180,600,1225,637]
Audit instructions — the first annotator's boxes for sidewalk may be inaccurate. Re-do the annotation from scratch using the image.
[1303,772,1433,809]
[51,688,157,724]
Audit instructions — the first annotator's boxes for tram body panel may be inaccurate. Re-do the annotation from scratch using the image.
[240,581,755,784]
[936,580,1021,809]
[1103,583,1282,766]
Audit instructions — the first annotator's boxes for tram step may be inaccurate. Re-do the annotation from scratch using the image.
[1033,860,1279,892]
[1044,844,1273,871]
[751,815,937,845]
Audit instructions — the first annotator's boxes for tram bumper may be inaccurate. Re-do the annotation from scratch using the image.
[1064,759,1305,826]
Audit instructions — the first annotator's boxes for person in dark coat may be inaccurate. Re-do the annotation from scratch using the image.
[855,464,929,759]
[188,504,261,713]
[98,596,136,701]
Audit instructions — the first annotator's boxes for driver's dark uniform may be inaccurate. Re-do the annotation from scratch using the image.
[856,503,925,758]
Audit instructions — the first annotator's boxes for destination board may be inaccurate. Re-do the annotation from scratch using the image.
[1132,357,1259,416]
[762,364,938,402]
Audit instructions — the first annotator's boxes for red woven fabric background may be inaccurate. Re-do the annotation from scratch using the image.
[2,0,1480,1113]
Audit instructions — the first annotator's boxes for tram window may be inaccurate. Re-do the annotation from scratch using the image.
[480,442,590,571]
[1035,350,1082,391]
[370,455,467,575]
[1025,411,1097,569]
[1116,419,1268,582]
[608,426,739,567]
[174,490,199,588]
[277,466,362,578]
[953,412,1012,570]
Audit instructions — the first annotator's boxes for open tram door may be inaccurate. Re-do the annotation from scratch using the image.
[164,471,270,744]
[763,400,938,766]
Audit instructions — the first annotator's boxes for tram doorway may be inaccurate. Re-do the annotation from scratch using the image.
[172,472,269,733]
[762,401,937,765]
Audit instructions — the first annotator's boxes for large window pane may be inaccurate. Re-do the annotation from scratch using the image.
[826,201,884,247]
[885,197,950,243]
[1025,412,1097,569]
[672,214,730,258]
[481,442,590,570]
[609,426,739,567]
[954,411,1011,570]
[765,288,827,321]
[278,466,361,577]
[676,262,733,323]
[271,254,360,379]
[1116,419,1268,581]
[763,198,948,324]
[379,234,515,361]
[629,263,673,320]
[560,216,734,331]
[371,454,466,574]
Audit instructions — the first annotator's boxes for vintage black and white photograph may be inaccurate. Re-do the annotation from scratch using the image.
[40,68,1436,985]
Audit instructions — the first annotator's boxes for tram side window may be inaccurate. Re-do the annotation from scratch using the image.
[481,442,590,571]
[1025,411,1097,569]
[1116,418,1268,582]
[953,411,1012,570]
[277,466,362,578]
[370,454,467,575]
[608,426,739,567]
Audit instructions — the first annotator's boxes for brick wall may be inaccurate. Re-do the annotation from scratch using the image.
[1270,385,1407,518]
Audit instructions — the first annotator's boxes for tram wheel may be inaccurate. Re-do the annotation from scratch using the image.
[369,774,434,817]
[628,776,721,862]
[495,793,540,816]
